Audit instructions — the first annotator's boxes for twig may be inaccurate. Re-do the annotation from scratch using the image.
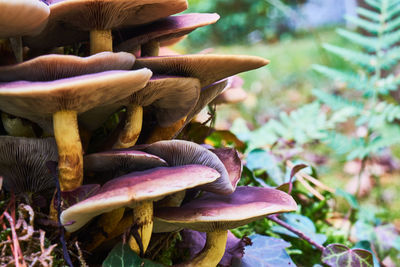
[3,211,27,267]
[296,174,325,200]
[267,214,325,252]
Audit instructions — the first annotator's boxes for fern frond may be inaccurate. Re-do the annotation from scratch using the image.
[345,15,380,33]
[373,101,400,122]
[384,15,400,32]
[323,43,376,70]
[381,31,400,50]
[323,132,365,157]
[372,74,399,94]
[336,29,378,52]
[365,0,382,11]
[313,65,368,91]
[357,7,381,22]
[386,3,400,20]
[312,89,364,111]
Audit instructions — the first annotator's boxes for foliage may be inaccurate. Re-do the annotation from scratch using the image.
[103,243,164,267]
[321,244,374,267]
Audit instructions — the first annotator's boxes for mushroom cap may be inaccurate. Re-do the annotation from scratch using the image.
[115,13,220,52]
[211,87,248,105]
[0,0,50,37]
[133,54,269,87]
[0,52,136,82]
[60,164,220,232]
[0,136,57,193]
[210,148,242,190]
[154,186,297,232]
[136,140,234,194]
[0,69,152,121]
[79,75,200,130]
[24,0,188,50]
[84,149,168,173]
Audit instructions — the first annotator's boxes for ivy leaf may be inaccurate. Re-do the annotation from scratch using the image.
[102,242,164,267]
[321,244,373,267]
[232,235,295,267]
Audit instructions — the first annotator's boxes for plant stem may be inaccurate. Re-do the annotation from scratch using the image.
[267,214,325,252]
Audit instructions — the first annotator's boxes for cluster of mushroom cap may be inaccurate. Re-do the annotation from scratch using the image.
[0,1,287,266]
[60,140,297,266]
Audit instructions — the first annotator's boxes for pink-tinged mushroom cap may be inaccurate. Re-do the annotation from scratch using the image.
[24,0,188,50]
[84,149,168,173]
[0,52,135,82]
[155,186,297,232]
[133,54,269,88]
[136,140,234,194]
[0,136,57,193]
[0,69,152,120]
[210,148,242,190]
[0,0,50,37]
[115,13,220,52]
[60,165,220,232]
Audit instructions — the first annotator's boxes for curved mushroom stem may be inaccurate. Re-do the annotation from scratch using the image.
[9,36,23,62]
[113,104,143,149]
[53,110,83,191]
[141,40,160,57]
[90,29,113,55]
[145,117,186,143]
[177,230,228,267]
[129,201,153,255]
[86,207,125,251]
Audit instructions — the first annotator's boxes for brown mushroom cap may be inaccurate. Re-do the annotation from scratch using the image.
[60,165,220,232]
[24,0,188,50]
[133,54,269,88]
[155,186,297,232]
[0,52,135,82]
[79,75,200,130]
[0,69,152,121]
[84,150,168,173]
[0,136,57,193]
[115,13,220,52]
[0,0,50,37]
[135,140,234,194]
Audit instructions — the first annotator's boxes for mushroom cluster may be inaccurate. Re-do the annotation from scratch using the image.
[0,0,296,265]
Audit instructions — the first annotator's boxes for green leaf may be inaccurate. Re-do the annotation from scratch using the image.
[233,235,295,267]
[246,149,284,185]
[336,29,377,51]
[356,7,380,22]
[321,244,373,267]
[335,188,359,209]
[345,15,380,33]
[323,44,375,71]
[102,243,164,267]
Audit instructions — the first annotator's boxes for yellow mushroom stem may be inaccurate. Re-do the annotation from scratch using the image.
[129,200,153,255]
[9,36,23,62]
[53,110,83,191]
[141,40,160,57]
[90,29,113,55]
[177,230,228,267]
[145,117,186,143]
[113,104,143,149]
[86,207,125,251]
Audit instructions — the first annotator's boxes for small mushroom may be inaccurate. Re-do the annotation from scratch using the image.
[115,13,220,56]
[0,68,152,191]
[0,0,49,62]
[0,136,57,194]
[154,186,297,267]
[60,165,220,255]
[24,0,188,54]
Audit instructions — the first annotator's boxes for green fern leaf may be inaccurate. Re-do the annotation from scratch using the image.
[323,43,376,70]
[313,65,368,91]
[384,15,400,32]
[312,89,364,112]
[345,15,380,33]
[365,0,382,10]
[386,3,400,19]
[357,7,381,22]
[336,29,378,52]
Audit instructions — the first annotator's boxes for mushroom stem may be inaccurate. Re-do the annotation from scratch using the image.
[141,40,160,57]
[113,104,143,149]
[86,207,125,251]
[129,200,153,254]
[9,36,23,62]
[145,117,186,143]
[178,230,228,267]
[90,29,113,55]
[53,110,83,191]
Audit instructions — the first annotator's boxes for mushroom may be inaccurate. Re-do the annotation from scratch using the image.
[24,0,188,54]
[0,136,57,194]
[60,165,221,255]
[0,67,152,191]
[83,149,168,250]
[0,0,49,62]
[211,76,247,105]
[1,112,38,137]
[114,13,220,56]
[154,186,297,267]
[80,75,200,148]
[133,54,269,141]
